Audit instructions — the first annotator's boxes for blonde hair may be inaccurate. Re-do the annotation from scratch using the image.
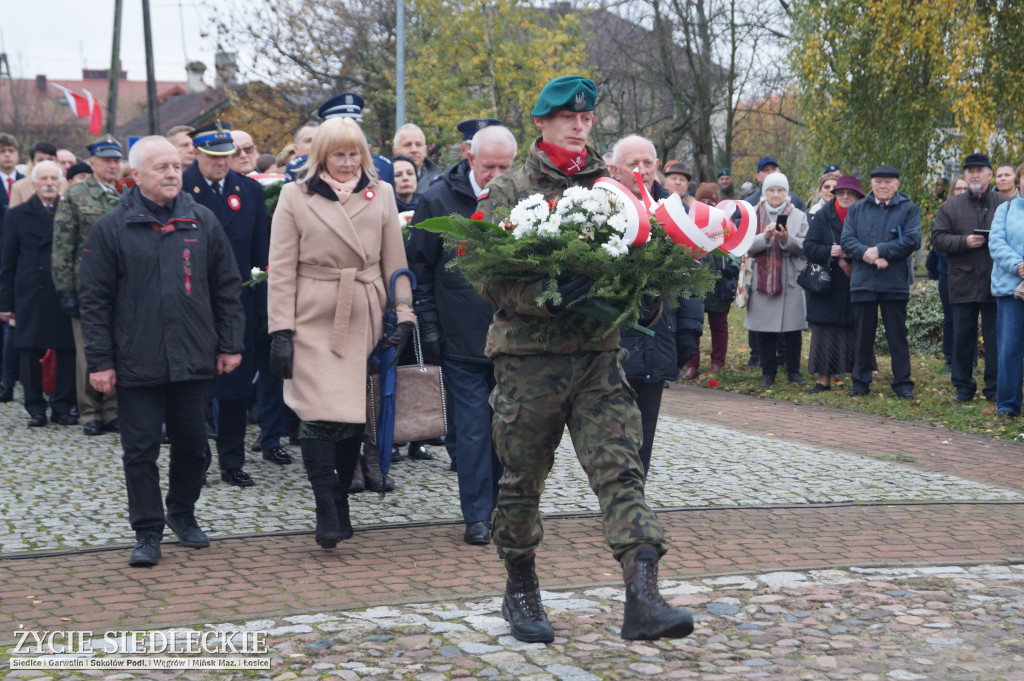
[297,117,377,186]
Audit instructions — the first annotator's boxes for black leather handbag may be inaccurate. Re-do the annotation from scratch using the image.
[797,260,833,295]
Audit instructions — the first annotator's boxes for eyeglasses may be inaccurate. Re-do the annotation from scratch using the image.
[235,145,256,156]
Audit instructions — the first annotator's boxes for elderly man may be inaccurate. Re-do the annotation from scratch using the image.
[52,135,124,435]
[229,129,259,175]
[841,166,922,400]
[406,123,516,546]
[166,125,196,167]
[932,153,1009,403]
[183,121,278,487]
[10,142,64,207]
[661,161,693,204]
[608,135,704,479]
[717,168,737,200]
[79,136,245,567]
[0,160,77,427]
[477,76,693,644]
[394,123,441,187]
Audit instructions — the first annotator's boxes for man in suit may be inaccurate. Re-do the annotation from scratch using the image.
[0,132,26,402]
[183,121,278,487]
[9,142,63,208]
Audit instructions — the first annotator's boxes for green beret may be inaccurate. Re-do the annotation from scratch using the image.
[531,75,598,117]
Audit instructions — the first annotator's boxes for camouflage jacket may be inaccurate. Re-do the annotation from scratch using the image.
[475,140,617,357]
[52,177,120,292]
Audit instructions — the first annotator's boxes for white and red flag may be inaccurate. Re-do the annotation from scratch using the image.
[51,84,104,135]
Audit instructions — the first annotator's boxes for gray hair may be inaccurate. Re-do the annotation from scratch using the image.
[610,135,656,167]
[30,160,62,182]
[469,126,517,156]
[128,136,175,170]
[394,123,424,140]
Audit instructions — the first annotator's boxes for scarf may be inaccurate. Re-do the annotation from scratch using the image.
[755,200,792,296]
[318,170,361,205]
[835,202,849,225]
[537,141,587,176]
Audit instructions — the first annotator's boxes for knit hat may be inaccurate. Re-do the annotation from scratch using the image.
[761,171,789,194]
[694,182,720,204]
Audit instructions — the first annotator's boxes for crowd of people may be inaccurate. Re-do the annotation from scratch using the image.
[3,73,1024,644]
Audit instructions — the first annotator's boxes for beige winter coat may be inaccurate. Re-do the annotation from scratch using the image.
[268,176,414,423]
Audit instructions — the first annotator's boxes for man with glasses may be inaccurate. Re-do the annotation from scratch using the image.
[229,130,259,176]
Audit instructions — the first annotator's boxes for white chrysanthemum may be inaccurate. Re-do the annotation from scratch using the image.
[601,235,629,258]
[509,194,550,231]
[250,266,261,277]
[607,212,629,234]
[538,214,563,236]
[512,223,536,240]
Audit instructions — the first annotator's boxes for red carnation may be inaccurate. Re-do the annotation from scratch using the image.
[457,241,468,257]
[708,379,719,388]
[470,211,484,221]
[548,200,558,211]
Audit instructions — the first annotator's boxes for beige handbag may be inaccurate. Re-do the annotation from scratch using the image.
[366,325,448,445]
[1015,280,1024,301]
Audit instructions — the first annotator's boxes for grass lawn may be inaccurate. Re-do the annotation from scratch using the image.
[679,304,1024,442]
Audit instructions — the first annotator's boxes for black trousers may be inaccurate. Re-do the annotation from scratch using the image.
[951,301,997,399]
[627,378,664,481]
[19,348,75,417]
[214,398,249,471]
[118,380,209,534]
[760,330,802,377]
[852,300,913,393]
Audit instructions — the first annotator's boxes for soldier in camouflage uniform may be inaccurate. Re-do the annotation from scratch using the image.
[476,75,693,644]
[52,135,123,435]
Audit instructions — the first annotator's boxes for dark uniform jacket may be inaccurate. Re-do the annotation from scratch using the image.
[183,163,269,399]
[476,140,615,357]
[804,198,856,326]
[406,159,496,365]
[931,188,1010,305]
[0,196,75,349]
[840,191,922,299]
[78,188,245,388]
[0,170,25,226]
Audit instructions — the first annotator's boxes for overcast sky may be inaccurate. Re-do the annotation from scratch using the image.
[1,1,219,84]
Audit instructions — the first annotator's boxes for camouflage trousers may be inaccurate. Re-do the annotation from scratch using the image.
[489,350,667,566]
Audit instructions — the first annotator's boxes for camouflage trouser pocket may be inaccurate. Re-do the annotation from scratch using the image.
[489,387,520,425]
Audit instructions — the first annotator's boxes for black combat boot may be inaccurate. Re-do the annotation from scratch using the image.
[300,439,343,548]
[333,436,362,541]
[501,554,554,643]
[620,545,694,640]
[361,438,394,493]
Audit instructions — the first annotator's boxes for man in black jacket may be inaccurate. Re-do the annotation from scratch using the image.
[406,123,517,546]
[931,153,1009,402]
[79,136,246,567]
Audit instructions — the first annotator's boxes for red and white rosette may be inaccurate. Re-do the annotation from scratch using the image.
[687,201,729,251]
[591,176,651,246]
[652,194,718,256]
[716,199,757,257]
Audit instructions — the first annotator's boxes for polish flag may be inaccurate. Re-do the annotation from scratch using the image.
[51,84,104,135]
[82,89,103,135]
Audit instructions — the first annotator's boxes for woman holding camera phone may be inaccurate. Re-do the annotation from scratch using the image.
[743,172,809,387]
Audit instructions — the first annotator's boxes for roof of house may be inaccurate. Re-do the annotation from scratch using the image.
[116,88,234,137]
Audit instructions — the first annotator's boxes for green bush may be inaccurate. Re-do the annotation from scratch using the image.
[875,279,944,356]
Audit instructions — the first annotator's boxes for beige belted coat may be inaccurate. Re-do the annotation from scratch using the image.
[268,176,414,423]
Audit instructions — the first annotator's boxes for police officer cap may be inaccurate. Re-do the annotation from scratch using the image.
[88,134,123,159]
[531,75,598,117]
[756,156,779,173]
[870,165,899,178]
[66,161,93,180]
[717,168,731,178]
[189,120,235,156]
[457,118,502,141]
[823,163,841,174]
[318,93,365,122]
[963,152,992,169]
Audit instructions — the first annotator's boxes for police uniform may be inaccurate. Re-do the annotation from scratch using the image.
[475,75,691,644]
[284,93,394,186]
[183,122,274,485]
[51,135,122,433]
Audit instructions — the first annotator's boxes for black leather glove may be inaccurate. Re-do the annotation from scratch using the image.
[419,321,443,365]
[269,330,294,380]
[544,275,594,313]
[58,289,81,319]
[676,332,699,369]
[381,321,415,360]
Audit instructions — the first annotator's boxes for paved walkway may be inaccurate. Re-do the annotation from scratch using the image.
[4,384,1024,679]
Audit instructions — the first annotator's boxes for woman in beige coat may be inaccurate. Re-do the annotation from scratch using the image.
[267,117,415,548]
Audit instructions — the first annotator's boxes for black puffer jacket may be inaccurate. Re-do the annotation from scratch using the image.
[406,159,496,364]
[79,188,245,387]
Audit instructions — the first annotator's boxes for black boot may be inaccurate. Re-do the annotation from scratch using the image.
[501,554,554,643]
[361,438,394,493]
[349,455,366,493]
[621,545,694,640]
[333,437,361,541]
[300,439,343,548]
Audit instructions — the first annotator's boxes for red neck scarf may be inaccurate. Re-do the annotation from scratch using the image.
[537,141,587,176]
[835,201,849,225]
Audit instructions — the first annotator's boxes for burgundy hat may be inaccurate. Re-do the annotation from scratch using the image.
[833,175,865,198]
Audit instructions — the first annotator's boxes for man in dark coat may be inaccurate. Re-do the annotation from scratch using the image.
[0,160,76,426]
[406,122,517,546]
[0,132,26,402]
[183,122,277,488]
[840,166,922,400]
[931,153,1009,403]
[79,136,245,567]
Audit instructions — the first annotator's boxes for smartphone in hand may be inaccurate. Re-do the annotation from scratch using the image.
[776,213,789,229]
